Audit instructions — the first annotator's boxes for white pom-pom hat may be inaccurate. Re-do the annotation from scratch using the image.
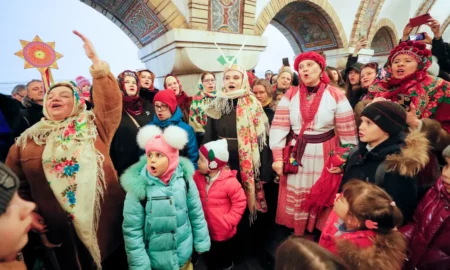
[199,139,229,170]
[137,125,188,165]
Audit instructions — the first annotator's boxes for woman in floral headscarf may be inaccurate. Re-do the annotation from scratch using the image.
[164,74,192,122]
[366,40,450,151]
[110,70,154,176]
[6,31,126,270]
[189,71,216,145]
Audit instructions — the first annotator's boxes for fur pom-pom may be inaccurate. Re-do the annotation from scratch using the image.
[163,126,188,150]
[137,125,162,149]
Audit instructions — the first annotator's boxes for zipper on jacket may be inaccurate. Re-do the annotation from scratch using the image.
[151,196,172,205]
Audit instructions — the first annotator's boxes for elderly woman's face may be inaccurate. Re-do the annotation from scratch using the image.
[46,86,75,121]
[277,72,292,89]
[391,54,419,80]
[298,60,321,87]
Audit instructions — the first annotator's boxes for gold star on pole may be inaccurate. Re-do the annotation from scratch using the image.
[15,35,63,74]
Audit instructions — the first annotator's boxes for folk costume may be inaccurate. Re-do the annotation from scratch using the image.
[6,62,126,269]
[204,63,270,222]
[367,41,450,151]
[189,75,216,142]
[270,52,358,235]
[110,70,154,176]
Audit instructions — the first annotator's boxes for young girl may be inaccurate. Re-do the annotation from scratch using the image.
[400,145,450,270]
[319,180,407,270]
[276,236,346,270]
[0,163,35,269]
[121,125,210,270]
[150,90,199,168]
[194,139,246,270]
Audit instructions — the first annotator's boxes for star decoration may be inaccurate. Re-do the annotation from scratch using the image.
[15,35,63,74]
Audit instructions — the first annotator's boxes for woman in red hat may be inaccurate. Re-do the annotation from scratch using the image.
[270,51,358,236]
[366,41,450,151]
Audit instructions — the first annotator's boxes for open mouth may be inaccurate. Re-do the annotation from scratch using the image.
[228,85,235,90]
[51,103,62,109]
[359,132,364,137]
[149,166,157,174]
[396,69,405,76]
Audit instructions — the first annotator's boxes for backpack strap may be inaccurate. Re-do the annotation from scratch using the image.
[375,162,388,187]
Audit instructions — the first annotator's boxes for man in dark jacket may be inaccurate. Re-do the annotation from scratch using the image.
[340,101,429,223]
[11,84,27,109]
[21,79,44,127]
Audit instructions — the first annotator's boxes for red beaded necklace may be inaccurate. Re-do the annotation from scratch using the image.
[298,82,326,136]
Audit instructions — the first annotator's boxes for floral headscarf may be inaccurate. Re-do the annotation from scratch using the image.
[16,82,104,268]
[189,73,216,133]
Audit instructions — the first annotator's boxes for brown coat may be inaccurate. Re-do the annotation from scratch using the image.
[6,62,125,270]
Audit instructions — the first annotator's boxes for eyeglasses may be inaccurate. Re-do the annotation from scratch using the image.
[154,104,169,111]
[202,79,215,84]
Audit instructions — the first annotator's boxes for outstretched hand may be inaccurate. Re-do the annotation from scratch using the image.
[402,23,414,41]
[73,30,101,66]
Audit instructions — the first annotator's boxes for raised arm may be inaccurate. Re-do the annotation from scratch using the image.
[73,30,122,146]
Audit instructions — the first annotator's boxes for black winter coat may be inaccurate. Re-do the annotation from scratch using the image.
[139,88,159,103]
[341,131,429,223]
[21,101,44,127]
[110,100,154,176]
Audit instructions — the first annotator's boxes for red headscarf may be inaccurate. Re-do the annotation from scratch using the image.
[294,51,330,85]
[117,70,143,116]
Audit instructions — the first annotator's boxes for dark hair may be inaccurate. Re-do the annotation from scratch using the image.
[326,66,344,87]
[11,84,26,95]
[26,79,43,90]
[337,180,407,269]
[137,69,155,81]
[276,237,346,270]
[200,71,215,81]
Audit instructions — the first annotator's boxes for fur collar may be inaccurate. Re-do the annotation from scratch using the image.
[120,155,195,200]
[384,130,429,177]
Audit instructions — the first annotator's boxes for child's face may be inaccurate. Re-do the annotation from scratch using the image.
[442,157,450,194]
[224,70,243,92]
[359,116,389,145]
[0,193,35,259]
[154,101,172,121]
[198,152,209,174]
[333,193,359,230]
[146,151,169,178]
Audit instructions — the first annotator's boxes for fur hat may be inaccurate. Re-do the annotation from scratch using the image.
[361,101,407,136]
[75,76,91,89]
[199,139,229,170]
[0,163,19,216]
[294,51,330,84]
[153,90,177,114]
[137,125,188,182]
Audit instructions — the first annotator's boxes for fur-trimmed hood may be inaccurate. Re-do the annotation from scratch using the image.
[384,130,429,177]
[120,155,195,200]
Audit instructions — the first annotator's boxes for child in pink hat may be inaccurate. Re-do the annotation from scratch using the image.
[194,139,246,270]
[121,125,210,270]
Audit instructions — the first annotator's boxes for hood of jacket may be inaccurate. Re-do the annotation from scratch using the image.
[151,106,183,128]
[357,130,429,177]
[120,155,195,200]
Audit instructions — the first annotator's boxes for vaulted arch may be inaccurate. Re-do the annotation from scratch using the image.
[368,18,398,56]
[348,0,386,46]
[80,0,188,48]
[412,0,438,33]
[255,0,348,52]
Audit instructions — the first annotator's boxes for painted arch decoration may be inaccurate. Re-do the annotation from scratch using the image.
[209,0,244,33]
[273,2,338,52]
[371,27,395,56]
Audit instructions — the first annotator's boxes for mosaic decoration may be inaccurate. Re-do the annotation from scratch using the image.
[273,2,338,52]
[15,36,63,90]
[359,0,381,38]
[89,0,166,45]
[209,0,244,33]
[371,27,394,56]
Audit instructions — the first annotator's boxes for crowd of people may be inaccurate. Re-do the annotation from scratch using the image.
[1,16,450,270]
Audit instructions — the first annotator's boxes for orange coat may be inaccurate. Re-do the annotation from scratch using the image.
[6,62,125,270]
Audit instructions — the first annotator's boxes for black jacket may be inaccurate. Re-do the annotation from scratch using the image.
[139,88,159,104]
[110,100,154,176]
[21,101,43,127]
[432,37,450,74]
[341,131,429,223]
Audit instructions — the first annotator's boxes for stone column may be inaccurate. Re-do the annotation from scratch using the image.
[138,28,268,95]
[324,48,374,70]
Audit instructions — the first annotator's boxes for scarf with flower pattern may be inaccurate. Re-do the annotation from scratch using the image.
[16,82,104,268]
[189,76,216,133]
[206,71,269,222]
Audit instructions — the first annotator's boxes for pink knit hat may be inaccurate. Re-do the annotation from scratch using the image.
[137,125,188,183]
[75,76,91,89]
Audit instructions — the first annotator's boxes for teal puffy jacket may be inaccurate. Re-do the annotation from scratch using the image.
[121,156,210,270]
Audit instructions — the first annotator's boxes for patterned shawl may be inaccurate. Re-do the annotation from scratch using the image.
[16,82,104,268]
[189,76,216,133]
[206,72,269,222]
